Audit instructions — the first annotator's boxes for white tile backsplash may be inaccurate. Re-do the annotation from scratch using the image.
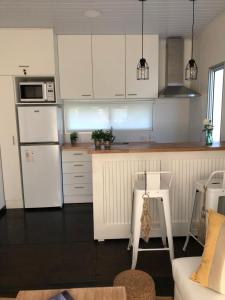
[65,130,152,144]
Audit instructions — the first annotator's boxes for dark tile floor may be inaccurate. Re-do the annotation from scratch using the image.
[0,204,203,298]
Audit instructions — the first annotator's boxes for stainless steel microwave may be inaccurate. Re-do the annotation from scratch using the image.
[19,82,55,103]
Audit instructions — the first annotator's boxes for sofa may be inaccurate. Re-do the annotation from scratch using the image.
[172,257,225,300]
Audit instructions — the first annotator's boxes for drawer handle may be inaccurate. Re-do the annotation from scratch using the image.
[128,93,138,96]
[82,94,91,97]
[115,94,124,96]
[18,65,29,68]
[73,153,83,156]
[74,175,84,178]
[73,164,83,167]
[74,186,84,189]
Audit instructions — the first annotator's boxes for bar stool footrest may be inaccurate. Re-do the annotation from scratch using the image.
[138,247,170,252]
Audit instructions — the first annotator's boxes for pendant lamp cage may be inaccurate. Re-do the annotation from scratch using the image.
[137,0,149,80]
[185,0,198,80]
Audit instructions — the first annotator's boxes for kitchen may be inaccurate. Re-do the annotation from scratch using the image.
[0,1,225,299]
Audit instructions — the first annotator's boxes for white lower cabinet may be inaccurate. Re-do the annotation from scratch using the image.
[63,173,92,184]
[62,150,93,203]
[0,76,23,208]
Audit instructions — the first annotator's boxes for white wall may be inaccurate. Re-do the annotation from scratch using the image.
[189,10,225,141]
[152,99,190,143]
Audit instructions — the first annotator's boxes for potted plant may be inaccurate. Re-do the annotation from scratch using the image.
[91,129,104,150]
[70,131,78,145]
[103,129,115,150]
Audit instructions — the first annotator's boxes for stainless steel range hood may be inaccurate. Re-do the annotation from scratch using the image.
[159,37,200,98]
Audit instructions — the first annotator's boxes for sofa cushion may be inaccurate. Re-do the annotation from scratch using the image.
[191,210,225,295]
[172,257,225,300]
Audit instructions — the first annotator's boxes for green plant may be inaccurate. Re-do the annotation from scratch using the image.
[91,129,104,141]
[103,130,115,142]
[70,131,78,143]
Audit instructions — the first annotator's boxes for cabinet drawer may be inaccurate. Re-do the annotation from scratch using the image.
[63,184,92,196]
[62,150,91,162]
[63,173,92,184]
[62,161,92,173]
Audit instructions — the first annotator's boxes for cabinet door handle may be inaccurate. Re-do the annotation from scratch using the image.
[19,66,29,75]
[115,94,124,97]
[81,94,91,97]
[12,136,15,145]
[128,93,138,96]
[74,175,84,178]
[73,153,83,156]
[74,186,84,189]
[73,164,83,167]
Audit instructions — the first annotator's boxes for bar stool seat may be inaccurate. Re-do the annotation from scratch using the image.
[183,170,225,251]
[128,171,174,269]
[114,269,156,300]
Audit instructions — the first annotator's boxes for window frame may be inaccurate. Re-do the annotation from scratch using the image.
[207,62,225,141]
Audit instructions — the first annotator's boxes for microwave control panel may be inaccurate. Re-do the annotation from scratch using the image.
[46,82,55,102]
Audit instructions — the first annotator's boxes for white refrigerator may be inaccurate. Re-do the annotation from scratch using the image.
[18,106,63,208]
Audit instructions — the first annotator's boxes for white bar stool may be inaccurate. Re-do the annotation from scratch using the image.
[128,171,174,269]
[183,170,225,251]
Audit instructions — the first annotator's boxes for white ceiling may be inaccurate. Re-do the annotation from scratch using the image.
[0,0,225,37]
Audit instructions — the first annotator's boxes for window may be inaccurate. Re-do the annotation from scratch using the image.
[208,63,224,142]
[64,101,153,132]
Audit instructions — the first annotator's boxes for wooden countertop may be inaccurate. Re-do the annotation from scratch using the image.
[61,141,225,154]
[16,287,126,300]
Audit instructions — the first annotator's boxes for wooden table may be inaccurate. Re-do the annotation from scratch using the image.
[16,287,126,300]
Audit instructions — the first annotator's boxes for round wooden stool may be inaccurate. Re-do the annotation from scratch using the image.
[113,269,156,300]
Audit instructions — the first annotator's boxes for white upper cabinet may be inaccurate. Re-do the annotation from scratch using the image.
[58,35,93,99]
[92,35,125,99]
[0,76,23,208]
[126,35,159,98]
[56,34,159,100]
[0,29,55,76]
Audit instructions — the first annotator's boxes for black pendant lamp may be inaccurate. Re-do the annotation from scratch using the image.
[185,0,198,80]
[137,0,149,80]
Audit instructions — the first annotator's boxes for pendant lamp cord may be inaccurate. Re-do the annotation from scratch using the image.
[191,0,195,59]
[141,0,144,59]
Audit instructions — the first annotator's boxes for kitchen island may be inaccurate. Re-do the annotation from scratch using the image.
[88,142,225,241]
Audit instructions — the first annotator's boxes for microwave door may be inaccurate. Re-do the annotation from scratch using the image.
[20,82,45,102]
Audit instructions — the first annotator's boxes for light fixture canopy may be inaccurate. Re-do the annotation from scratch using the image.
[137,0,149,80]
[185,0,198,80]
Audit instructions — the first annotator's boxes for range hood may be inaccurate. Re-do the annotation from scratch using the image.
[159,37,200,98]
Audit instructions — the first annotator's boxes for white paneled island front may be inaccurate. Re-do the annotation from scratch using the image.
[91,142,225,241]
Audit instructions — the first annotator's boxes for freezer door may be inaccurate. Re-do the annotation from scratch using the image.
[18,106,59,143]
[21,145,63,208]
